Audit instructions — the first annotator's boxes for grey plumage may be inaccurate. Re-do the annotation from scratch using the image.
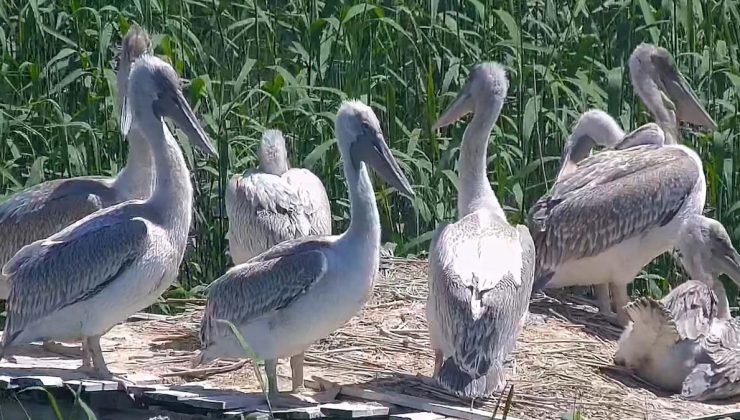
[0,25,154,300]
[226,130,331,264]
[530,145,701,289]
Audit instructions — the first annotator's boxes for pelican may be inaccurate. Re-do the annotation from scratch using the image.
[0,50,217,379]
[529,46,717,326]
[426,63,535,398]
[196,100,414,396]
[0,26,154,301]
[614,216,740,400]
[226,129,331,265]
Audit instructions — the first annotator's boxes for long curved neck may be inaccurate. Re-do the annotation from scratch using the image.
[558,111,626,180]
[340,160,380,248]
[137,112,193,234]
[458,100,504,219]
[632,75,679,145]
[111,130,154,200]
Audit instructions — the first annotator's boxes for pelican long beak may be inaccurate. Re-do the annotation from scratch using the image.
[352,130,415,198]
[156,85,218,158]
[432,86,473,130]
[718,246,740,288]
[652,53,717,130]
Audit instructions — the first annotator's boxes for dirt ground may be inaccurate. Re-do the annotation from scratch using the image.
[4,258,740,419]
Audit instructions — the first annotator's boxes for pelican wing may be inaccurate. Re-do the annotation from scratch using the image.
[429,211,533,380]
[1,204,149,347]
[283,168,332,235]
[529,145,700,283]
[682,319,740,401]
[0,178,116,263]
[661,280,717,340]
[226,172,313,261]
[201,244,329,345]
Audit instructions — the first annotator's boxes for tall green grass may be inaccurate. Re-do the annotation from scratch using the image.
[0,1,737,300]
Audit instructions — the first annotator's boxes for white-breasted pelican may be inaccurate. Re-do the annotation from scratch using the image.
[196,100,414,396]
[426,63,535,398]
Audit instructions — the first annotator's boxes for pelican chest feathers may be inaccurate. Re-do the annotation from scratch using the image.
[226,129,331,264]
[426,63,535,398]
[0,51,217,379]
[198,100,414,396]
[0,25,155,301]
[615,216,740,400]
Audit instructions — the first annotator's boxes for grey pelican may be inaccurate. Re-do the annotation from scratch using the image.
[226,129,331,265]
[426,63,535,398]
[0,50,217,379]
[529,45,717,326]
[615,216,740,400]
[195,101,414,395]
[0,25,154,300]
[196,100,414,396]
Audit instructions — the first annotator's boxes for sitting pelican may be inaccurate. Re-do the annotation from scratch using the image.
[426,63,535,398]
[0,25,154,300]
[0,49,217,378]
[196,100,414,396]
[614,216,740,400]
[226,129,331,265]
[529,45,717,326]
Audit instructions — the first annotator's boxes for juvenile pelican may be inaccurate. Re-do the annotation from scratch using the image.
[197,100,414,396]
[615,216,740,400]
[426,63,535,398]
[0,25,154,301]
[529,46,717,326]
[226,129,331,265]
[0,51,217,378]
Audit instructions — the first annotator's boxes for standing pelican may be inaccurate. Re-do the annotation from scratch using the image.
[0,51,217,378]
[426,63,535,398]
[614,216,740,400]
[197,100,414,396]
[226,129,331,265]
[0,26,154,300]
[529,46,717,326]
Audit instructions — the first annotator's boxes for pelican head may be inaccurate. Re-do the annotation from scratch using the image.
[335,100,414,198]
[677,215,740,288]
[613,123,665,150]
[432,62,508,129]
[628,43,716,143]
[557,109,627,179]
[124,55,218,157]
[117,24,149,122]
[258,129,290,175]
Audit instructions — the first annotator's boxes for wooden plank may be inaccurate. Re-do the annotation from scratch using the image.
[0,375,16,390]
[223,411,272,420]
[336,386,518,420]
[126,383,168,396]
[319,401,389,418]
[179,392,267,411]
[11,375,64,389]
[688,412,740,420]
[271,406,324,419]
[390,413,446,420]
[126,312,170,322]
[143,389,201,403]
[64,379,120,392]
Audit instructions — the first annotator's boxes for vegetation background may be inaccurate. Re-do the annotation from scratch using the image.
[0,0,737,308]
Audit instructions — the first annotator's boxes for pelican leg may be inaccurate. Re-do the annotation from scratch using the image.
[595,284,613,315]
[612,284,630,327]
[290,352,305,392]
[42,340,83,358]
[265,359,279,397]
[433,349,443,377]
[87,335,112,379]
[81,340,92,369]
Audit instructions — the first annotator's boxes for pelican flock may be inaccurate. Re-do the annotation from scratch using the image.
[426,63,535,398]
[0,21,737,411]
[529,44,716,326]
[0,44,217,377]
